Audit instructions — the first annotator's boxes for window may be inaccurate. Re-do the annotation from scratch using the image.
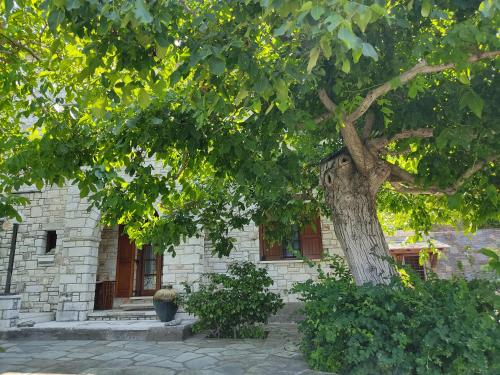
[399,254,426,279]
[45,230,57,253]
[390,248,437,280]
[259,217,323,261]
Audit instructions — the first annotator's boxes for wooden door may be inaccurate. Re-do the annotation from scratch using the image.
[136,244,163,296]
[115,225,136,298]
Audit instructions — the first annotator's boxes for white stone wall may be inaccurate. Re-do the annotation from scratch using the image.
[0,187,66,313]
[0,294,21,329]
[165,217,344,302]
[97,226,119,281]
[55,185,101,321]
[0,185,101,321]
[162,235,205,292]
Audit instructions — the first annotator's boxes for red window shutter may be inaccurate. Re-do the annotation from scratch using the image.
[300,216,323,260]
[259,225,283,260]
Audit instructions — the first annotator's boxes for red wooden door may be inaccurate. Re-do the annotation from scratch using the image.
[115,225,136,298]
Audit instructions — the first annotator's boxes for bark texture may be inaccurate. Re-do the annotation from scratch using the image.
[320,152,395,285]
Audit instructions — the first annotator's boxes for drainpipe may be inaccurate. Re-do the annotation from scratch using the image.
[4,223,19,294]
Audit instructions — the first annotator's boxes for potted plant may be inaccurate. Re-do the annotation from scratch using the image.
[153,284,178,322]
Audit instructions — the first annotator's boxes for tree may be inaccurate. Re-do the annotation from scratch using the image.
[1,0,499,285]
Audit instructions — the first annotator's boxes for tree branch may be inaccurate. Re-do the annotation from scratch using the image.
[347,51,500,124]
[369,128,434,151]
[0,32,41,62]
[388,155,499,195]
[319,89,375,175]
[318,89,337,112]
[362,111,375,140]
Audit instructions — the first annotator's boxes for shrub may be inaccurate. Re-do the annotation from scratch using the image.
[293,255,500,374]
[182,261,284,338]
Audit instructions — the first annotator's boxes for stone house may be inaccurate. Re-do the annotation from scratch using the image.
[0,185,498,323]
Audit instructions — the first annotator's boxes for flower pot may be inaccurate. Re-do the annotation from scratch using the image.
[153,285,178,322]
[153,299,178,322]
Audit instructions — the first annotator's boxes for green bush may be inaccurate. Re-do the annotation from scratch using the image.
[182,261,284,338]
[293,255,500,374]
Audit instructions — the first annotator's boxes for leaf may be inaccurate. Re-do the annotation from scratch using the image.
[66,0,82,10]
[299,1,313,12]
[235,88,249,105]
[274,22,290,37]
[459,90,484,118]
[48,9,65,32]
[265,102,274,115]
[307,47,320,74]
[479,248,499,261]
[447,194,462,209]
[338,27,361,50]
[138,88,151,109]
[353,7,372,32]
[134,0,153,24]
[252,99,261,113]
[311,6,325,21]
[421,0,431,17]
[275,79,289,113]
[320,36,332,59]
[352,48,362,63]
[361,43,378,61]
[208,56,226,75]
[325,15,342,32]
[485,185,497,204]
[341,59,351,73]
[5,0,13,19]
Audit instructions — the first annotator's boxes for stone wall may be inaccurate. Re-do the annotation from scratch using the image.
[0,186,66,312]
[97,226,119,282]
[387,228,499,279]
[166,217,344,302]
[55,185,101,321]
[0,185,101,321]
[432,228,499,279]
[0,294,21,329]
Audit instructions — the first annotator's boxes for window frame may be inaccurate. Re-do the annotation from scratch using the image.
[259,217,323,261]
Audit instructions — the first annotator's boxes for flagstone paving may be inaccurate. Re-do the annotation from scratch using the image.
[0,323,329,374]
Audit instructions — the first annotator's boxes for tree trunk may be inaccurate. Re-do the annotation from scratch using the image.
[320,151,396,285]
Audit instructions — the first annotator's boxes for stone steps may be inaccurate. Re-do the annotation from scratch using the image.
[88,310,157,320]
[88,310,192,321]
[18,312,55,325]
[119,296,154,311]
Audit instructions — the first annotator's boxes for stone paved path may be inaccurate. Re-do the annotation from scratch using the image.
[0,323,327,374]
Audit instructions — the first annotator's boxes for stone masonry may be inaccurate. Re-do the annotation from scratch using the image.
[164,218,344,303]
[0,294,21,329]
[1,183,499,321]
[0,185,102,321]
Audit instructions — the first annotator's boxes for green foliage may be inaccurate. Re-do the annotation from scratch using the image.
[479,247,500,276]
[293,256,500,374]
[181,261,283,338]
[0,0,498,251]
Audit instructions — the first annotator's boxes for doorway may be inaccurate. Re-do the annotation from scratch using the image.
[115,226,163,297]
[135,244,163,296]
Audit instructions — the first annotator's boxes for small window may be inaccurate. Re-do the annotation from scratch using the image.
[46,231,57,253]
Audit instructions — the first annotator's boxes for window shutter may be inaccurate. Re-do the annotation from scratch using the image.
[259,226,283,260]
[300,216,323,260]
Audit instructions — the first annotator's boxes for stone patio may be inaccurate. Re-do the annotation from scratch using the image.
[0,323,328,374]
